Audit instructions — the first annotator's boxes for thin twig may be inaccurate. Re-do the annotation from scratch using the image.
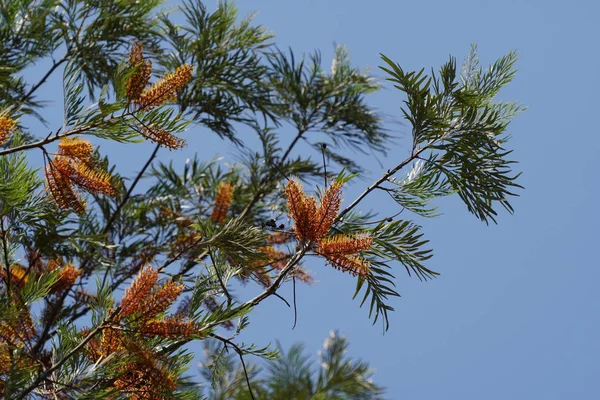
[209,333,256,400]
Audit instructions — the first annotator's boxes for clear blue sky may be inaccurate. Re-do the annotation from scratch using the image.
[23,0,600,398]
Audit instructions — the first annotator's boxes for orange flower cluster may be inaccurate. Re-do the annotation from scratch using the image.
[126,42,153,102]
[113,340,177,399]
[0,115,16,144]
[134,64,194,111]
[285,179,342,243]
[211,182,235,223]
[124,42,191,148]
[118,266,197,337]
[0,259,81,293]
[138,125,187,150]
[284,178,373,277]
[87,266,199,398]
[87,329,177,399]
[45,137,118,214]
[316,234,373,277]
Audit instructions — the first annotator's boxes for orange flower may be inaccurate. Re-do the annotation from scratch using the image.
[316,234,373,277]
[135,64,193,111]
[316,234,373,257]
[140,317,197,339]
[321,254,370,277]
[57,137,93,162]
[45,138,118,213]
[0,264,29,288]
[0,116,16,144]
[284,178,342,243]
[119,266,183,321]
[126,42,153,102]
[51,263,81,293]
[45,163,87,214]
[120,266,159,319]
[53,155,117,197]
[138,124,186,150]
[211,182,235,223]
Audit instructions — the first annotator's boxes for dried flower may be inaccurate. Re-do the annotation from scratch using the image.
[135,64,193,111]
[266,231,295,245]
[138,124,186,150]
[126,42,153,102]
[0,116,16,144]
[211,182,234,223]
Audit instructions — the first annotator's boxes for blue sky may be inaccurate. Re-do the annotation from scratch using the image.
[20,0,600,398]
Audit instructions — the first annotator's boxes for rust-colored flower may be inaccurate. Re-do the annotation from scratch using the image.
[57,136,93,162]
[316,234,373,277]
[316,234,373,257]
[211,182,234,223]
[266,231,295,245]
[45,163,87,214]
[51,263,81,293]
[53,155,117,197]
[135,64,193,111]
[321,254,370,277]
[119,266,183,321]
[0,115,16,144]
[138,124,186,150]
[126,42,153,102]
[142,279,184,320]
[45,138,118,214]
[284,178,342,243]
[140,317,197,339]
[120,266,159,319]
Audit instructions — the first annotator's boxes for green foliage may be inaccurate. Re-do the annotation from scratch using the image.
[380,46,524,223]
[200,331,386,400]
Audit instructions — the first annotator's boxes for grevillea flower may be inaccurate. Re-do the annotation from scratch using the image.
[120,266,159,319]
[284,178,373,277]
[285,178,343,243]
[126,42,153,102]
[140,317,197,339]
[119,266,183,321]
[135,64,194,111]
[266,231,295,245]
[0,264,29,289]
[45,138,118,213]
[138,124,186,150]
[50,263,82,293]
[211,182,235,223]
[0,115,16,145]
[57,137,93,162]
[45,163,87,214]
[316,234,373,277]
[53,156,118,197]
